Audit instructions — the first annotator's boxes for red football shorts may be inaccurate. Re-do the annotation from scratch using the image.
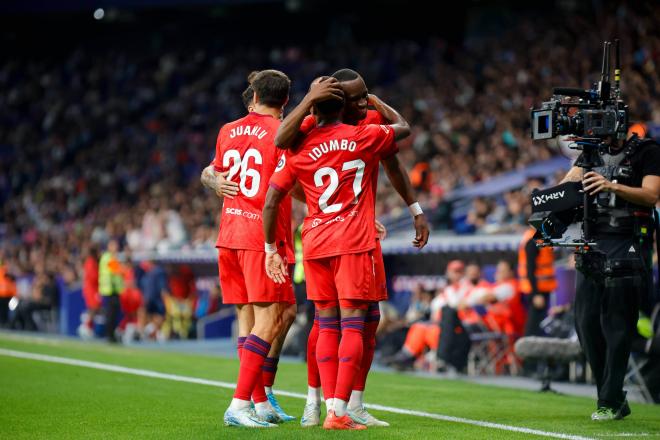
[304,251,376,304]
[218,247,295,305]
[82,289,102,310]
[373,240,388,301]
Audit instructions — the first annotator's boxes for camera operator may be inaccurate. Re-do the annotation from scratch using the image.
[560,129,660,420]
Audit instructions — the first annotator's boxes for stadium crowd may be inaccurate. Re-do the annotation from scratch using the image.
[0,4,659,342]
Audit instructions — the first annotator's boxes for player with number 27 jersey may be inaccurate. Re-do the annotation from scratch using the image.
[270,122,396,302]
[213,112,293,304]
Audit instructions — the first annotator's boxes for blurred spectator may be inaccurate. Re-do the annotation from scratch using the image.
[10,272,58,331]
[1,3,659,295]
[377,284,434,358]
[461,260,526,337]
[0,259,17,327]
[194,283,221,319]
[386,260,469,370]
[518,227,557,338]
[162,265,196,339]
[137,260,168,340]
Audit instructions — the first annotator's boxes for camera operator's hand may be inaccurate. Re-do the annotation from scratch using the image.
[583,171,615,195]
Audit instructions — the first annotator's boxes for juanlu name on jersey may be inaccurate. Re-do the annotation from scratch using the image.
[228,125,267,139]
[307,139,357,161]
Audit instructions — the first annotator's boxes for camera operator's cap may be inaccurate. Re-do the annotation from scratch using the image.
[447,260,465,272]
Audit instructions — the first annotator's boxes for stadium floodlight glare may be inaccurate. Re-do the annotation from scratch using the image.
[93,8,105,20]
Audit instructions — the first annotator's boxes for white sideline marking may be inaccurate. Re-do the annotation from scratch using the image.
[0,347,595,440]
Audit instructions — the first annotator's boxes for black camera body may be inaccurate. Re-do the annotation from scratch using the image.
[531,97,625,140]
[528,40,629,249]
[530,40,627,142]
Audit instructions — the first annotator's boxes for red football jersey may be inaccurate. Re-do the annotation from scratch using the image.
[270,122,396,260]
[300,109,386,133]
[213,112,293,259]
[302,110,393,208]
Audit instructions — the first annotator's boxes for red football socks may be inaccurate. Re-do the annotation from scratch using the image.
[307,311,321,388]
[335,316,365,401]
[236,336,246,358]
[353,304,379,391]
[262,357,279,388]
[316,315,340,400]
[234,334,270,403]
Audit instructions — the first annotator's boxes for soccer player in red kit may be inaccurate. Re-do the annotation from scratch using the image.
[275,70,429,426]
[210,69,295,428]
[203,81,298,422]
[263,91,412,430]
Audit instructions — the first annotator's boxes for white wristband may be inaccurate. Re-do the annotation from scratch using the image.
[408,202,423,217]
[265,242,277,254]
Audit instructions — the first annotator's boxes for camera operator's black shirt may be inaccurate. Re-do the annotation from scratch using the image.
[627,141,660,186]
[575,139,660,187]
[574,139,660,238]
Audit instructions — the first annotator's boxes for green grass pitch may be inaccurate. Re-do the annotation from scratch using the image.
[0,332,658,439]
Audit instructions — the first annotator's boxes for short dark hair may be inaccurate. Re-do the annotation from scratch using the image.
[251,69,290,108]
[241,86,254,111]
[315,97,344,115]
[247,71,259,84]
[331,68,360,82]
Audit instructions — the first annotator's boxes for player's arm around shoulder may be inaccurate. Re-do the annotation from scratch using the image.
[368,94,410,141]
[202,124,240,198]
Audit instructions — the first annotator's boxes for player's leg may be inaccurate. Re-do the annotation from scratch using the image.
[241,250,295,424]
[262,302,297,421]
[335,302,368,415]
[300,258,337,427]
[263,264,299,392]
[322,300,368,430]
[323,252,373,431]
[229,301,285,427]
[301,306,321,427]
[235,304,254,359]
[315,301,341,413]
[219,249,273,428]
[348,241,389,425]
[352,302,379,393]
[348,301,390,427]
[307,307,321,391]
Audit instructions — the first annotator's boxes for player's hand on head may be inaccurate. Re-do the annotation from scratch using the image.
[375,220,387,240]
[308,77,344,104]
[217,171,240,198]
[265,252,287,284]
[412,214,430,249]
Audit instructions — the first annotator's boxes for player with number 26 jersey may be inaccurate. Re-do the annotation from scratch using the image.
[213,112,293,304]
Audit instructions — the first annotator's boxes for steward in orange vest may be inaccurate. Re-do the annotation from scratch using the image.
[518,228,557,337]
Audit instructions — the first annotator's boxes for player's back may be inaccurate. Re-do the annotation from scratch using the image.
[274,122,396,259]
[214,112,290,251]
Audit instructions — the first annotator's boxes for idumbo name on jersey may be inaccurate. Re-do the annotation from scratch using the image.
[308,139,357,161]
